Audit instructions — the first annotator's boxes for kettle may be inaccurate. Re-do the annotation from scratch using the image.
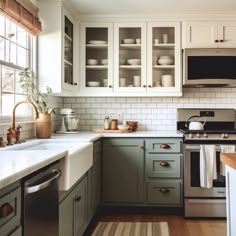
[185,115,206,130]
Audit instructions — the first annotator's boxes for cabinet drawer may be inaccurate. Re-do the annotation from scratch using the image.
[0,187,21,236]
[146,139,181,153]
[146,154,181,178]
[147,181,182,205]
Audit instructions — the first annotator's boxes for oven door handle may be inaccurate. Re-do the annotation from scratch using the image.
[185,144,222,151]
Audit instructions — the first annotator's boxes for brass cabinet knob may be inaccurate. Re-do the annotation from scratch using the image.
[159,161,170,167]
[159,188,170,193]
[160,144,170,149]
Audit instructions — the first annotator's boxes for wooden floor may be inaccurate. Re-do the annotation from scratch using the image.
[85,211,226,236]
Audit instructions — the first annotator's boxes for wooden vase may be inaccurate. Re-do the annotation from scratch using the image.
[36,113,52,139]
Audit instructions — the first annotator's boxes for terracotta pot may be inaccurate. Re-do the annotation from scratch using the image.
[36,113,52,139]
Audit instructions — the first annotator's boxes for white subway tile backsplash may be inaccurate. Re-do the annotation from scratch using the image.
[60,87,236,132]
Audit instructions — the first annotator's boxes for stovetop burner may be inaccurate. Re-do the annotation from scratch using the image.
[179,129,236,134]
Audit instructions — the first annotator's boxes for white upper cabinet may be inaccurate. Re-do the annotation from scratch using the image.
[80,23,113,94]
[183,21,236,48]
[147,22,182,96]
[113,22,146,93]
[38,0,78,95]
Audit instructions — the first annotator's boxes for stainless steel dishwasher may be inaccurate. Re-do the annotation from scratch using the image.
[23,162,61,236]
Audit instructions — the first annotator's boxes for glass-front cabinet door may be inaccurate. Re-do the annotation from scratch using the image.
[80,23,113,94]
[147,22,182,96]
[114,22,146,93]
[62,7,78,91]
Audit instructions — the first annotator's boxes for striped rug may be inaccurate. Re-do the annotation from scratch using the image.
[92,222,170,236]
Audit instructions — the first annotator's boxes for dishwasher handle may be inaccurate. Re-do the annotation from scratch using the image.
[25,169,61,194]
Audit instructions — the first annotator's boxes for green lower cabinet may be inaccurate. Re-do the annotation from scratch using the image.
[147,180,182,205]
[88,141,101,222]
[59,176,87,236]
[103,138,144,203]
[0,182,21,236]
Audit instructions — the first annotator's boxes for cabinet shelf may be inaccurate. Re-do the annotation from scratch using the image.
[120,44,141,49]
[86,44,108,49]
[64,33,73,42]
[64,59,73,66]
[153,43,175,48]
[120,65,142,69]
[86,65,108,69]
[153,65,175,69]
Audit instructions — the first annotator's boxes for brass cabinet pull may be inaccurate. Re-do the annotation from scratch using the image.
[159,161,170,167]
[143,85,146,88]
[140,146,144,150]
[159,188,170,193]
[215,39,219,42]
[109,85,113,88]
[0,203,14,218]
[160,144,170,149]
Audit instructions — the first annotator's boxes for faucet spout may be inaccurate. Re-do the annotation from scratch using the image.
[12,101,39,130]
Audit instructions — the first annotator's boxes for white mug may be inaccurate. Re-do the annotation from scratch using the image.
[154,80,161,87]
[161,75,174,87]
[154,38,159,44]
[133,76,141,87]
[136,38,141,44]
[103,79,108,87]
[120,78,127,87]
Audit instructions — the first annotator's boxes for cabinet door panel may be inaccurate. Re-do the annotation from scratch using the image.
[103,139,144,203]
[74,178,87,236]
[219,21,236,48]
[184,21,218,48]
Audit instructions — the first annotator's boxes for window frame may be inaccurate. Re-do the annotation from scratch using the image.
[0,14,37,124]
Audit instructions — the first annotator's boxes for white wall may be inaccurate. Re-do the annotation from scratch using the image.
[63,87,236,131]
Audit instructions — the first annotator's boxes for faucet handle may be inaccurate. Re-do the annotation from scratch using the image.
[15,125,22,144]
[0,137,5,148]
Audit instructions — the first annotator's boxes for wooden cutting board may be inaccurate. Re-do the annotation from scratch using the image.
[94,129,132,133]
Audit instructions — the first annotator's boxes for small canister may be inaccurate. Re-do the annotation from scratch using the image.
[110,119,118,130]
[104,116,110,130]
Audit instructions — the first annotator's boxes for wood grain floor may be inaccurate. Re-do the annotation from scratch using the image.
[85,211,226,236]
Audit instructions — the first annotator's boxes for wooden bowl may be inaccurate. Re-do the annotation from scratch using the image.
[126,121,138,131]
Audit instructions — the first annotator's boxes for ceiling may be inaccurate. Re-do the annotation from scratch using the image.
[71,0,236,15]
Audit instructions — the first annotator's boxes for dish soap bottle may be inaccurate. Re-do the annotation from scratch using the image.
[104,116,110,130]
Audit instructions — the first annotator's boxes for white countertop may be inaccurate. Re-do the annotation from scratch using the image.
[0,130,183,190]
[0,150,67,189]
[51,130,183,142]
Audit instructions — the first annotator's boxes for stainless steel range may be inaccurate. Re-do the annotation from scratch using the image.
[177,108,236,218]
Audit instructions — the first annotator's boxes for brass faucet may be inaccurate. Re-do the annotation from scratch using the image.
[7,101,39,145]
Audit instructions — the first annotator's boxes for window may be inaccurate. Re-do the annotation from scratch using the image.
[0,13,35,117]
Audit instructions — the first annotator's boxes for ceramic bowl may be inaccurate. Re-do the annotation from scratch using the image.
[117,124,129,130]
[123,38,135,44]
[87,81,100,87]
[127,59,141,65]
[101,59,108,65]
[157,56,173,65]
[87,59,98,65]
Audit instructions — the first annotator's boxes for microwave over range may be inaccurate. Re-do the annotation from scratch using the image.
[183,48,236,87]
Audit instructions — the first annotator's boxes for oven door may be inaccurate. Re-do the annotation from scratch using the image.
[185,144,226,198]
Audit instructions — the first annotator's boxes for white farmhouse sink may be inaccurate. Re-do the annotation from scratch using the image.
[8,142,93,191]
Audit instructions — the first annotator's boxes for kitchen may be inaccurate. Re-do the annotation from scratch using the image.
[1,0,236,235]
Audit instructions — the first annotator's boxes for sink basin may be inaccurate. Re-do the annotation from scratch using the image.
[8,142,93,191]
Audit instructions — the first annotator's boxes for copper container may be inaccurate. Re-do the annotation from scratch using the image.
[110,119,118,130]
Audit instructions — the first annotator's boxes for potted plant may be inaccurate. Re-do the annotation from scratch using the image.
[19,68,54,138]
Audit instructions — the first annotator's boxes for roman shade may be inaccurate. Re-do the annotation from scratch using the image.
[0,0,41,35]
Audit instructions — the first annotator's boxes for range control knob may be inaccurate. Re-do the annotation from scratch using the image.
[189,133,194,139]
[196,133,201,138]
[203,133,208,138]
[221,133,229,139]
